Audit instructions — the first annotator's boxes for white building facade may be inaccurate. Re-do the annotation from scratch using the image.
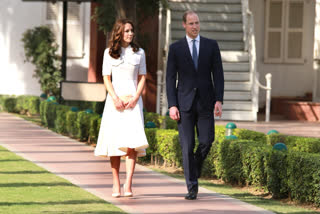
[0,0,90,96]
[249,0,320,104]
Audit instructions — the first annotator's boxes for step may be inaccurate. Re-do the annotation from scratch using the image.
[224,91,251,100]
[169,0,241,3]
[225,81,251,91]
[224,72,250,81]
[170,40,244,50]
[171,21,243,32]
[218,42,244,50]
[169,2,242,13]
[223,62,249,72]
[172,30,243,41]
[221,51,249,62]
[217,110,256,121]
[171,11,242,22]
[223,101,252,111]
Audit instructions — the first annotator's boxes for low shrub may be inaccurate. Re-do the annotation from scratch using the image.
[266,150,288,199]
[156,129,181,167]
[236,128,267,143]
[54,105,70,134]
[66,111,78,138]
[88,115,102,144]
[62,100,105,115]
[287,151,320,206]
[3,97,17,113]
[77,111,95,141]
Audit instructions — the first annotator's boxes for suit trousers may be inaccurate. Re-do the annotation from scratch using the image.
[177,92,215,192]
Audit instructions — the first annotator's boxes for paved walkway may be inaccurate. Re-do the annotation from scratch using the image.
[0,112,273,214]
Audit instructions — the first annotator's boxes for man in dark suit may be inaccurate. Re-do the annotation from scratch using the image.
[166,11,224,200]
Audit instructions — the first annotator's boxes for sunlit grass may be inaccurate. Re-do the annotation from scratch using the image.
[0,146,126,214]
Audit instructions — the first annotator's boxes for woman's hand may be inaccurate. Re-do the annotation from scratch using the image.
[125,96,139,109]
[113,97,125,111]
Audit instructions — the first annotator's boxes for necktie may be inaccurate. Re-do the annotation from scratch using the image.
[192,39,198,70]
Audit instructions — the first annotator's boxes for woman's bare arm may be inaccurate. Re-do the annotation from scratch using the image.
[103,75,125,111]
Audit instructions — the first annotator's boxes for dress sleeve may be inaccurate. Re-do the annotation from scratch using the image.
[138,49,147,75]
[102,48,112,76]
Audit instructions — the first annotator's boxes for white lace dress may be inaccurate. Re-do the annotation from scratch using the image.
[94,46,149,157]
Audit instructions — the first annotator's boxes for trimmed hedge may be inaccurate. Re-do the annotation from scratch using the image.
[287,151,320,205]
[267,134,320,154]
[88,114,102,144]
[143,112,178,130]
[235,128,267,143]
[3,98,17,112]
[54,105,71,134]
[66,111,78,138]
[0,95,40,114]
[62,100,105,115]
[39,100,102,144]
[143,128,181,167]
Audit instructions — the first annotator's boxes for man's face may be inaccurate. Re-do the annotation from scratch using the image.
[183,13,200,39]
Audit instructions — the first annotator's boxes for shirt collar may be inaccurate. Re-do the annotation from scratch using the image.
[186,34,200,43]
[121,45,134,56]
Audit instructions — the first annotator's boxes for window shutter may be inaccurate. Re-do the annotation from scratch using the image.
[264,0,285,63]
[45,2,61,50]
[46,2,59,21]
[66,2,84,58]
[285,1,304,63]
[44,2,84,58]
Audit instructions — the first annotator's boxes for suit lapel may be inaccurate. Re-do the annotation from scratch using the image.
[181,37,195,69]
[198,36,205,71]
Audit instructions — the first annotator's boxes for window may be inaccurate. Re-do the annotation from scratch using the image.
[264,0,305,63]
[45,2,84,58]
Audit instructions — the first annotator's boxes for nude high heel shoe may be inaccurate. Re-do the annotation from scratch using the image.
[112,186,121,198]
[123,184,133,197]
[112,192,121,198]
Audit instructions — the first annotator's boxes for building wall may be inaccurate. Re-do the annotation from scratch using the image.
[0,0,90,96]
[249,0,316,107]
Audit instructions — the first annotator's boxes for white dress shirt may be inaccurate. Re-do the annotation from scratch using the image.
[186,34,200,57]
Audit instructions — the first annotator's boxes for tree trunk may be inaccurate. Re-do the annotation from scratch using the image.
[116,0,136,24]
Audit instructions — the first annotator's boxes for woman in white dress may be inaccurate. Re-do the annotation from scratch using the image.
[94,19,149,198]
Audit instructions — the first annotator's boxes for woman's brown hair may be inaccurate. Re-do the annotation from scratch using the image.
[108,19,140,59]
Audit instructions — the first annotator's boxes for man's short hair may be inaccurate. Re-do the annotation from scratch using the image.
[182,11,197,23]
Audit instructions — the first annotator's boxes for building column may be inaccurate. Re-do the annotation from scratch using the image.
[88,2,106,83]
[313,0,320,101]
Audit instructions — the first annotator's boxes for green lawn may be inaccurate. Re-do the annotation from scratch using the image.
[0,146,126,214]
[150,167,320,214]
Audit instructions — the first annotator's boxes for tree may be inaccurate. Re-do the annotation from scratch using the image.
[92,0,163,34]
[21,26,62,97]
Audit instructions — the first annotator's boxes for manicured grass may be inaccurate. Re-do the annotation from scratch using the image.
[149,167,320,214]
[0,146,126,214]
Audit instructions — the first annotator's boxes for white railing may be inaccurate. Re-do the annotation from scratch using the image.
[156,3,164,114]
[242,0,272,122]
[156,5,171,115]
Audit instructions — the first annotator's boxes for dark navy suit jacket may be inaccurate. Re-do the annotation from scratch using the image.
[166,36,224,112]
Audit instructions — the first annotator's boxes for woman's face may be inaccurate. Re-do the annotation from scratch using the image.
[122,23,134,45]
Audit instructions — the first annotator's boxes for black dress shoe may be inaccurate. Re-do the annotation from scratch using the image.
[185,191,197,200]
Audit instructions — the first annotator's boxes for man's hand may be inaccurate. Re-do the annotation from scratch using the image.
[214,101,222,118]
[169,106,180,121]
